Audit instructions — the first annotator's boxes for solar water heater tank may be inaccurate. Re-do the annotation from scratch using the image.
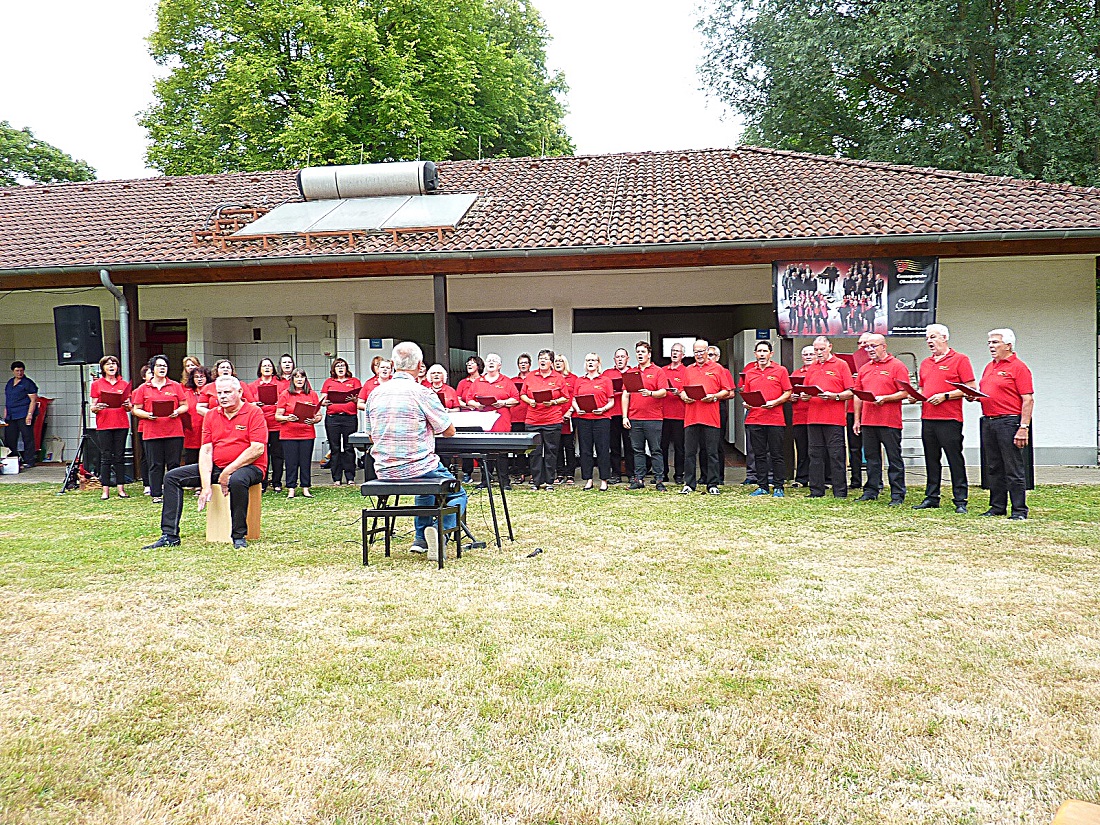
[297,161,439,200]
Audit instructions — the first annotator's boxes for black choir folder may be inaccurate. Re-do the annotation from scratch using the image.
[621,371,645,393]
[575,394,598,413]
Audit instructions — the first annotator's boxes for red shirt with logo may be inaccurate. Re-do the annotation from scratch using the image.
[573,373,615,420]
[132,379,187,439]
[683,362,733,429]
[741,362,792,427]
[251,377,288,433]
[919,349,976,422]
[601,367,626,416]
[509,374,530,424]
[320,376,361,417]
[202,400,269,474]
[358,376,386,401]
[980,354,1034,417]
[521,370,573,426]
[90,377,131,431]
[790,367,810,426]
[624,363,668,421]
[855,355,910,429]
[276,389,320,440]
[662,362,687,420]
[471,374,520,432]
[805,356,855,426]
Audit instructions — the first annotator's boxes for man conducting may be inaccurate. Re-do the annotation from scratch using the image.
[143,375,267,550]
[914,324,977,513]
[366,341,468,557]
[740,340,792,498]
[852,334,910,505]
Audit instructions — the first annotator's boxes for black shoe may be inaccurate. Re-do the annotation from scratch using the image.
[980,509,1006,517]
[655,482,667,492]
[142,535,180,550]
[808,493,825,498]
[501,483,512,491]
[912,499,939,510]
[608,477,622,485]
[887,499,904,507]
[233,538,247,549]
[857,493,877,502]
[1009,514,1027,521]
[629,480,644,490]
[741,478,757,486]
[955,504,968,514]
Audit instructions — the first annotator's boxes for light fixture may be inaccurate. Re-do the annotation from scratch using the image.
[529,308,538,313]
[637,306,644,311]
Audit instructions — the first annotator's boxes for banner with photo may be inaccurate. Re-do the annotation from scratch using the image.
[772,257,938,338]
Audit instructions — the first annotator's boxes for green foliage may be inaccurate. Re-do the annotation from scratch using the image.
[141,0,572,175]
[0,122,95,186]
[699,0,1100,185]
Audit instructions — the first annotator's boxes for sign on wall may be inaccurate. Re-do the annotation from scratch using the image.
[772,257,938,338]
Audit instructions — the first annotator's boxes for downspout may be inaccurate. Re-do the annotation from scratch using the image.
[99,268,131,381]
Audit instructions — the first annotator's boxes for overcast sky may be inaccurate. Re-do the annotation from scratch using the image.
[1,0,740,181]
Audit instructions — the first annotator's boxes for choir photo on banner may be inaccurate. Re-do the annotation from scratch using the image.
[60,322,1036,550]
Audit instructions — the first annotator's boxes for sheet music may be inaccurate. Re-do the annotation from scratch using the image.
[448,411,500,432]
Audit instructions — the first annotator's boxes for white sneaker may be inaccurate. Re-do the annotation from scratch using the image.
[425,526,439,561]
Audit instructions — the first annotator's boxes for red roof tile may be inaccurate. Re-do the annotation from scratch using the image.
[3,147,1100,274]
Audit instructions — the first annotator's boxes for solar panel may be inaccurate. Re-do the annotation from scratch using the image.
[308,196,410,232]
[230,200,341,236]
[382,193,478,229]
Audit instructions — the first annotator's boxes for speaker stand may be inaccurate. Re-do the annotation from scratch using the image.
[60,368,95,494]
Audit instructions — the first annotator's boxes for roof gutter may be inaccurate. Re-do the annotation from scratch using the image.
[4,227,1100,278]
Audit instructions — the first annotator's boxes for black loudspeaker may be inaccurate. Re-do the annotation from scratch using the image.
[54,305,104,366]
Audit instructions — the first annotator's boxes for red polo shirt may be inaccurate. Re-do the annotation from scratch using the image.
[624,363,668,420]
[662,362,687,420]
[90,377,131,431]
[855,355,910,429]
[132,379,187,439]
[276,389,319,440]
[790,368,810,426]
[683,362,732,429]
[805,356,854,426]
[601,367,626,415]
[919,349,976,422]
[573,373,614,420]
[980,354,1034,417]
[430,383,461,410]
[201,381,255,405]
[521,370,572,426]
[741,362,792,427]
[509,374,530,424]
[251,377,288,433]
[358,376,384,401]
[320,376,362,416]
[471,374,519,432]
[183,388,204,450]
[202,399,269,474]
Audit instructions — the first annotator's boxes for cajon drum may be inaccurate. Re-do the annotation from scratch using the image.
[1052,801,1100,825]
[205,483,261,542]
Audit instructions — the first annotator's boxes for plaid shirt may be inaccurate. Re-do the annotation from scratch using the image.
[365,372,452,479]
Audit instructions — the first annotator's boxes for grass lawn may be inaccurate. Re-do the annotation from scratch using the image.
[1,480,1098,824]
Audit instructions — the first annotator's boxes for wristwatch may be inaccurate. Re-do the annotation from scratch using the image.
[1019,423,1030,429]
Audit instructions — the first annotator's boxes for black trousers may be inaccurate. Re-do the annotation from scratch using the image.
[684,424,722,489]
[527,424,562,488]
[558,430,576,478]
[510,421,530,478]
[144,436,183,497]
[846,412,862,487]
[324,413,357,483]
[630,419,664,482]
[610,415,633,478]
[661,417,685,482]
[3,415,35,463]
[182,447,200,466]
[921,418,967,506]
[138,433,148,484]
[982,415,1028,517]
[792,424,810,485]
[97,428,128,486]
[282,438,314,488]
[262,432,284,489]
[575,417,611,481]
[861,425,905,501]
[808,424,847,497]
[748,424,786,490]
[161,462,264,541]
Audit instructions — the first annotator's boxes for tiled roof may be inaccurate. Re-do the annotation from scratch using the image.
[3,147,1100,274]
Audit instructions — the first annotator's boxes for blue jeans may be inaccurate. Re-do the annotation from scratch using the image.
[412,462,468,542]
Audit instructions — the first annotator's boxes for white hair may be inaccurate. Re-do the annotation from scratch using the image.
[426,363,447,379]
[989,328,1016,348]
[925,323,950,340]
[214,375,241,390]
[801,346,815,356]
[484,353,502,365]
[391,341,423,371]
[813,336,830,346]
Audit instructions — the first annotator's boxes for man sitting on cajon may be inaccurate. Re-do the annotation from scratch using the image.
[143,375,267,550]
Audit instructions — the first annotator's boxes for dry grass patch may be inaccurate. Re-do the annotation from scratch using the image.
[1,482,1099,823]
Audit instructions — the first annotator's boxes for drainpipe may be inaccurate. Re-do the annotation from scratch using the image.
[99,269,131,381]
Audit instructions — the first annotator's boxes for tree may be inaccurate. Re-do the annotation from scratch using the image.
[141,0,572,175]
[699,0,1100,186]
[0,122,95,186]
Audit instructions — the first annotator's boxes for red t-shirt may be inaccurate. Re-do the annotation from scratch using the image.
[183,388,204,450]
[132,379,187,439]
[90,377,131,431]
[277,389,321,440]
[624,363,668,420]
[741,362,792,427]
[250,377,288,433]
[456,376,480,404]
[320,376,362,416]
[919,349,976,422]
[509,374,530,424]
[472,374,520,432]
[662,363,687,420]
[601,368,626,416]
[573,374,615,420]
[521,371,573,427]
[683,363,732,429]
[202,401,269,474]
[430,383,461,410]
[855,355,910,429]
[980,354,1034,417]
[790,367,810,426]
[805,356,855,426]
